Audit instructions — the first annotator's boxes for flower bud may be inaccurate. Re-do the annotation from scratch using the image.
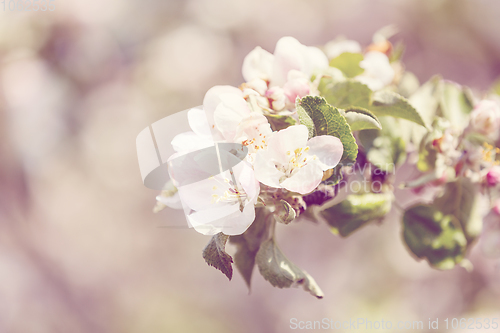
[469,100,500,141]
[486,166,500,186]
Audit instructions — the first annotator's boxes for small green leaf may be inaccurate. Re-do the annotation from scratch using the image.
[434,178,484,242]
[343,107,382,131]
[403,205,467,269]
[319,79,371,110]
[202,233,233,280]
[329,52,364,78]
[439,81,474,130]
[256,238,324,299]
[320,193,392,237]
[358,117,406,172]
[275,200,296,224]
[265,114,297,131]
[229,208,271,288]
[319,78,427,128]
[370,90,427,128]
[297,96,358,163]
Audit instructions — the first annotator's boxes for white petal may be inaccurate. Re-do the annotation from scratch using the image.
[171,131,213,152]
[187,107,212,138]
[307,135,344,170]
[267,125,309,156]
[203,86,243,140]
[203,85,243,114]
[359,51,395,87]
[271,37,307,86]
[356,76,384,91]
[214,94,250,141]
[303,46,329,77]
[280,162,323,194]
[253,150,284,189]
[242,46,274,82]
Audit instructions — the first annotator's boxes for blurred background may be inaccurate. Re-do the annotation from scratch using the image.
[1,0,500,332]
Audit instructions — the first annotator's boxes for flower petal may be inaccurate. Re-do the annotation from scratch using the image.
[171,131,213,152]
[280,162,323,194]
[242,46,274,82]
[268,125,309,155]
[187,107,212,138]
[253,150,284,189]
[307,135,344,170]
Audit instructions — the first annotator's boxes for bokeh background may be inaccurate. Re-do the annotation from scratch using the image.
[1,0,500,332]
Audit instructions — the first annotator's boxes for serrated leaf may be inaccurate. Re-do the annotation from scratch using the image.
[319,79,372,109]
[229,208,271,288]
[403,205,467,269]
[256,238,324,299]
[329,52,364,78]
[320,193,392,237]
[343,107,382,131]
[202,233,233,280]
[275,200,296,224]
[297,96,358,163]
[370,90,427,128]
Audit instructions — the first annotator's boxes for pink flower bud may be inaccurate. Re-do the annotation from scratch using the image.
[486,166,500,186]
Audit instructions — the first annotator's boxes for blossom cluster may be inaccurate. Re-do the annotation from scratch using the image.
[151,31,500,297]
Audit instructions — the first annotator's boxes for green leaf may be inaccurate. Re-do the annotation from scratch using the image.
[320,193,392,237]
[439,81,474,130]
[319,79,371,110]
[319,78,427,128]
[275,200,296,224]
[256,238,324,299]
[265,114,297,131]
[329,52,364,78]
[229,208,271,288]
[343,107,382,131]
[296,96,358,163]
[434,178,484,242]
[202,233,233,280]
[358,117,406,172]
[403,205,467,269]
[370,90,427,128]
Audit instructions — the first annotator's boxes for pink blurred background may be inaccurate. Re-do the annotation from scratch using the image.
[1,0,500,332]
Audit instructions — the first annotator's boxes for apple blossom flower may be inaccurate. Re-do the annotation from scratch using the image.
[468,99,500,141]
[253,125,343,194]
[356,51,395,91]
[176,160,260,235]
[242,36,328,91]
